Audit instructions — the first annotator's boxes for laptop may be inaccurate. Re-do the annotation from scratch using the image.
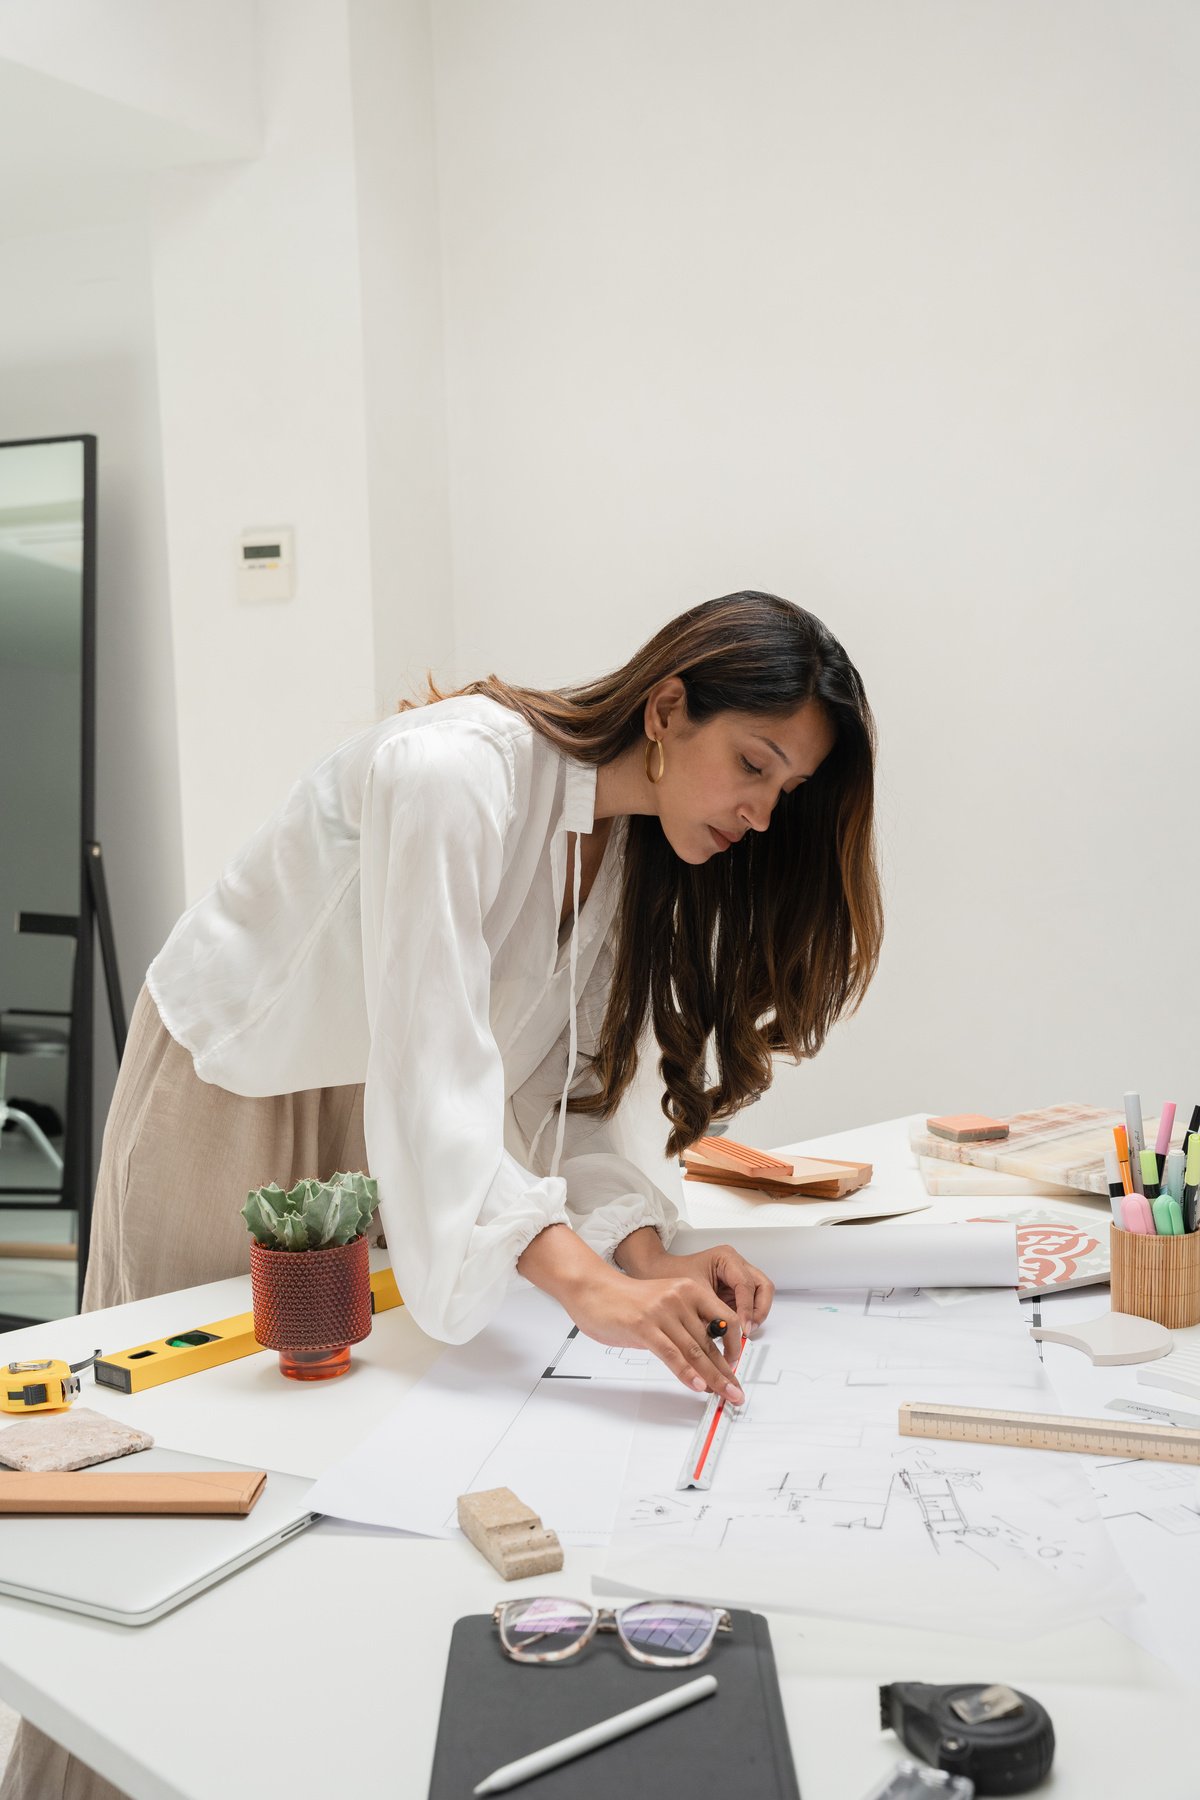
[0,1445,320,1626]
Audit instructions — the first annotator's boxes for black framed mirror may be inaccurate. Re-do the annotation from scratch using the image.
[0,432,122,1325]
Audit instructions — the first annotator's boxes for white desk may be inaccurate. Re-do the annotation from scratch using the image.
[0,1120,1190,1799]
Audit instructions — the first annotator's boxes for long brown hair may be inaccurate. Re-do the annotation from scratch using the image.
[408,591,883,1155]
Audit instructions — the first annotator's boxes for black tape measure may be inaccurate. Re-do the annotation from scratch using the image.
[880,1682,1055,1794]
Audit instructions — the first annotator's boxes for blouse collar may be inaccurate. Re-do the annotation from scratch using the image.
[559,757,597,837]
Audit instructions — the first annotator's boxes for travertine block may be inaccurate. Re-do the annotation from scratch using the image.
[456,1486,563,1580]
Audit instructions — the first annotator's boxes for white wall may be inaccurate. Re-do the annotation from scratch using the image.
[0,2,259,242]
[0,2,435,910]
[431,0,1200,1146]
[0,0,258,143]
[0,222,186,1146]
[152,0,379,900]
[4,3,1196,1184]
[0,3,452,1188]
[130,0,456,899]
[349,0,455,713]
[0,3,262,1164]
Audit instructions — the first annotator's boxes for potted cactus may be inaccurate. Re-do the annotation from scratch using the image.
[242,1171,377,1381]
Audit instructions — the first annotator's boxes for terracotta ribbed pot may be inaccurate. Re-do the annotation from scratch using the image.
[250,1234,372,1381]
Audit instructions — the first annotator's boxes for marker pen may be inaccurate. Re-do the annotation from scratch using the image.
[1154,1102,1177,1184]
[1183,1137,1200,1233]
[1103,1150,1125,1229]
[1113,1124,1133,1196]
[1183,1104,1200,1169]
[1139,1148,1180,1234]
[1163,1149,1186,1207]
[1124,1093,1146,1194]
[1153,1193,1184,1236]
[1121,1193,1155,1234]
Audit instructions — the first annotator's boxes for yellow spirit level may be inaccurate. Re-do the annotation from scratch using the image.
[93,1313,260,1394]
[371,1265,401,1312]
[92,1266,403,1395]
[2,1351,101,1415]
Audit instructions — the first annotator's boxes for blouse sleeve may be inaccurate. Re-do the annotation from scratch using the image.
[360,721,572,1344]
[508,943,680,1262]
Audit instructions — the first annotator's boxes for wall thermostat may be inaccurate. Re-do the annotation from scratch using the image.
[237,527,294,602]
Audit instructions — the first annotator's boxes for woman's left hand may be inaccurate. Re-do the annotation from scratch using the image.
[615,1230,775,1334]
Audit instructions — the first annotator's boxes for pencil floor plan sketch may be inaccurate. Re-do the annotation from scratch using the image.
[994,1284,1200,1672]
[1082,1450,1200,1669]
[309,1281,1139,1635]
[598,1288,1139,1635]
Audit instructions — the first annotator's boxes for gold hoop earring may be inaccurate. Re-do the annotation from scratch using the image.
[644,737,665,784]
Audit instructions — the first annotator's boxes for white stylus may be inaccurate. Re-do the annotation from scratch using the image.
[472,1672,718,1794]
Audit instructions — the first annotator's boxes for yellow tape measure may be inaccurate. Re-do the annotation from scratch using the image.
[2,1351,101,1414]
[899,1400,1200,1467]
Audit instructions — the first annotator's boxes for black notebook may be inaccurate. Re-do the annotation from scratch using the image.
[428,1607,800,1799]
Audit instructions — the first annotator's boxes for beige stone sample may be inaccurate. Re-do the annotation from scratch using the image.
[456,1485,563,1580]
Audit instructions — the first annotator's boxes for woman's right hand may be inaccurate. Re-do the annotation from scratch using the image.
[567,1265,748,1403]
[517,1221,747,1402]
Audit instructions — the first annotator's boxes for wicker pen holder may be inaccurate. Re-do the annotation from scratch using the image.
[1110,1224,1200,1329]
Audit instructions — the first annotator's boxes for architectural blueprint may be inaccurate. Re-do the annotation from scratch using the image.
[599,1287,1139,1635]
[309,1274,1145,1643]
[1026,1285,1200,1670]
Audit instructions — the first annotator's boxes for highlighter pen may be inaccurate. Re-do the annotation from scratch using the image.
[1103,1150,1125,1229]
[1139,1148,1172,1234]
[1153,1194,1184,1236]
[1154,1102,1177,1184]
[1113,1125,1133,1196]
[1164,1149,1186,1206]
[1122,1193,1155,1234]
[1124,1093,1146,1194]
[1183,1136,1200,1233]
[1183,1104,1200,1174]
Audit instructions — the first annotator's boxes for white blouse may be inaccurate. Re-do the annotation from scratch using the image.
[147,695,679,1342]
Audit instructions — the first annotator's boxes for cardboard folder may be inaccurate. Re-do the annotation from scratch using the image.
[0,1469,268,1516]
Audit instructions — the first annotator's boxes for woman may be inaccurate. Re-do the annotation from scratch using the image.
[81,588,882,1398]
[1,590,881,1800]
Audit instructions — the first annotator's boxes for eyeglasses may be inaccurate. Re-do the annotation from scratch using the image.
[492,1597,732,1669]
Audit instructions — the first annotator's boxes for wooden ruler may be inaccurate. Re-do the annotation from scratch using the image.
[899,1400,1200,1467]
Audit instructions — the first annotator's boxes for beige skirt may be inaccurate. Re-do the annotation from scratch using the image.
[83,982,372,1309]
[1,984,373,1800]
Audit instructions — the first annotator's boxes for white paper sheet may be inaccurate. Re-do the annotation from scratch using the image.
[672,1222,1018,1289]
[1029,1289,1200,1672]
[597,1287,1139,1636]
[308,1223,1017,1545]
[680,1185,931,1229]
[307,1286,651,1542]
